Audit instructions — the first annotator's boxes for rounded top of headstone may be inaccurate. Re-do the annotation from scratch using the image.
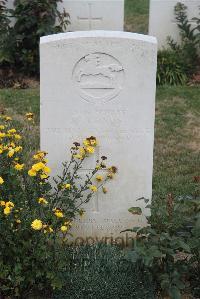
[40,31,157,45]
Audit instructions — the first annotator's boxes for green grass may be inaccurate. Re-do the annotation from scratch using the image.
[125,0,149,16]
[154,86,200,198]
[124,0,149,33]
[0,88,39,122]
[0,86,199,198]
[0,88,40,157]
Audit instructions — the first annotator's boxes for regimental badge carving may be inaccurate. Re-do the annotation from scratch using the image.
[72,53,125,103]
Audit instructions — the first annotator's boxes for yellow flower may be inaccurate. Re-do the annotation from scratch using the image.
[10,142,15,147]
[40,174,48,180]
[89,185,98,192]
[96,175,103,182]
[0,200,5,206]
[4,206,11,215]
[31,219,43,230]
[32,162,45,172]
[0,176,4,184]
[64,183,71,190]
[54,209,64,218]
[5,116,12,121]
[79,147,86,156]
[0,125,5,130]
[14,163,24,171]
[7,129,16,134]
[16,219,21,224]
[30,162,50,174]
[83,136,98,147]
[43,166,51,174]
[14,134,22,140]
[95,164,101,170]
[64,220,72,226]
[38,197,48,205]
[6,201,14,208]
[61,225,68,232]
[8,148,15,157]
[33,153,40,160]
[15,146,22,152]
[90,138,98,146]
[86,146,95,154]
[43,225,54,234]
[83,139,90,146]
[28,169,37,176]
[33,151,47,160]
[25,112,34,121]
[0,132,6,138]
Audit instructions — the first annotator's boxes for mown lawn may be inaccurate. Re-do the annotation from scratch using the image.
[124,0,149,33]
[154,86,200,198]
[0,86,199,199]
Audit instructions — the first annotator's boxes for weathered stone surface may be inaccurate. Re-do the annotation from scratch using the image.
[40,31,157,241]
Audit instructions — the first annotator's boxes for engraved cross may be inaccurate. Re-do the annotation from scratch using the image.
[77,3,103,30]
[78,146,106,213]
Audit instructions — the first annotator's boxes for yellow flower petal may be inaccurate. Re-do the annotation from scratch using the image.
[89,185,98,192]
[28,169,37,177]
[31,219,43,230]
[61,225,68,232]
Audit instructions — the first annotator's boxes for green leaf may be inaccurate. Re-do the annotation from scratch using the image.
[168,286,181,299]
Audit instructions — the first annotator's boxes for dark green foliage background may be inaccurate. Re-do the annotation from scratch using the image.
[0,0,69,75]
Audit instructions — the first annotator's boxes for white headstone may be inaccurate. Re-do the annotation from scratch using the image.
[58,0,124,31]
[40,31,157,243]
[149,0,200,49]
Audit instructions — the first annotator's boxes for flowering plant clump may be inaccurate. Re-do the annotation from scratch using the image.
[0,114,117,298]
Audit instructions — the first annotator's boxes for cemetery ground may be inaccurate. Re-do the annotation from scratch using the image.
[0,85,199,198]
